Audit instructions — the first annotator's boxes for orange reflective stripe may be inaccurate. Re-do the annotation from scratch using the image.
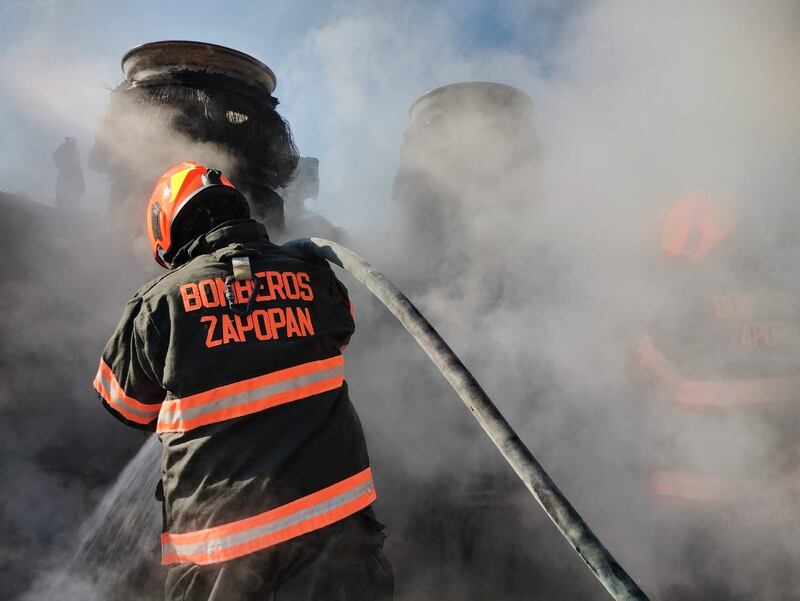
[636,336,799,409]
[650,470,760,502]
[168,166,195,204]
[161,468,376,565]
[157,355,345,433]
[675,376,800,408]
[93,360,161,425]
[634,334,681,385]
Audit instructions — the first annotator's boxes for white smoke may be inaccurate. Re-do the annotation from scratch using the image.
[1,1,798,599]
[281,1,800,598]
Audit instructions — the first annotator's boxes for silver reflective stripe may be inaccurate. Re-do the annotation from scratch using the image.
[96,370,160,420]
[158,364,344,424]
[164,479,374,560]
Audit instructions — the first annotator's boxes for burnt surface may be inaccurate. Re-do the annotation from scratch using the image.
[91,41,299,234]
[0,192,153,599]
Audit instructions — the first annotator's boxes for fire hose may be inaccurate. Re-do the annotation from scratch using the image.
[285,237,650,601]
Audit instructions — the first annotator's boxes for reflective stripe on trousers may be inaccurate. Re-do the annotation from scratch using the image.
[157,355,345,433]
[94,360,162,425]
[162,468,376,565]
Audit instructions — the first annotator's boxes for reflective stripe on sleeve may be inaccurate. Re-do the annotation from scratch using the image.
[161,467,376,565]
[93,360,161,425]
[156,355,345,433]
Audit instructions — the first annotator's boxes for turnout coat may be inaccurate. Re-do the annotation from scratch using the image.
[94,219,375,566]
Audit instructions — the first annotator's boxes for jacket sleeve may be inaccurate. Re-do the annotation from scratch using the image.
[93,296,166,430]
[330,268,356,350]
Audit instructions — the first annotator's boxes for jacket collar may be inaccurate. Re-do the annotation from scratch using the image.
[170,219,271,266]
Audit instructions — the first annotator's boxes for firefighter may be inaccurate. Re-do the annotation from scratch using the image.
[93,162,393,601]
[53,136,85,210]
[633,196,800,597]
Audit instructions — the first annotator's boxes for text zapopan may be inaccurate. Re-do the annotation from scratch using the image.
[179,271,316,348]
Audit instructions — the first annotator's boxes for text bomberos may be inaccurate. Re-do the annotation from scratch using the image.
[179,271,316,348]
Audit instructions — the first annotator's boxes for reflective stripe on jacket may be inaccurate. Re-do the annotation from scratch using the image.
[636,334,800,409]
[156,355,345,433]
[162,468,376,565]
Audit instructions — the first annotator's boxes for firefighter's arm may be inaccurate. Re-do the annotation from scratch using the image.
[93,296,166,431]
[329,268,356,350]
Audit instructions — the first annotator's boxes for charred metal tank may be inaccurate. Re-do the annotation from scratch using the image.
[91,40,298,232]
[391,82,540,288]
[393,82,538,203]
[385,83,561,600]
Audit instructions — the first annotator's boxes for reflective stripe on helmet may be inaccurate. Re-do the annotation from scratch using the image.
[168,166,195,204]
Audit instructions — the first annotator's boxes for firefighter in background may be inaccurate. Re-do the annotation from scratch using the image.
[53,136,85,210]
[93,162,392,601]
[634,196,800,596]
[279,156,347,242]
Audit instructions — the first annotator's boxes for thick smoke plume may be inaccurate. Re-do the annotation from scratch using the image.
[1,1,798,600]
[0,29,248,601]
[285,1,800,598]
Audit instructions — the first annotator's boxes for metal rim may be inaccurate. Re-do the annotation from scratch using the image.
[121,40,277,95]
[409,81,533,122]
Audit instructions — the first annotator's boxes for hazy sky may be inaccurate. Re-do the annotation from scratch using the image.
[0,0,577,208]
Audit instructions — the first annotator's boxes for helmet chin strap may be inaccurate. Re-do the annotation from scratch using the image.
[156,246,170,269]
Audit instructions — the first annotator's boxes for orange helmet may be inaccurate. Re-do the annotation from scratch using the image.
[660,197,736,263]
[146,162,249,267]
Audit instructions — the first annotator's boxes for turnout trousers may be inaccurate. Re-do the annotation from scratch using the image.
[165,509,393,601]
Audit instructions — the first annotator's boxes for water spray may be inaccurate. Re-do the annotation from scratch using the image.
[285,237,650,601]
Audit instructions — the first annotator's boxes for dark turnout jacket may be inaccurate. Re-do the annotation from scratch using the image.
[94,219,375,566]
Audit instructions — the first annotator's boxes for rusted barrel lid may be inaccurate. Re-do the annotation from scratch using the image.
[122,40,277,95]
[409,82,533,124]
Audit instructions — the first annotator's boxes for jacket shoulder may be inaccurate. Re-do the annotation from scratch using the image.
[270,242,331,269]
[133,242,331,304]
[131,260,201,302]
